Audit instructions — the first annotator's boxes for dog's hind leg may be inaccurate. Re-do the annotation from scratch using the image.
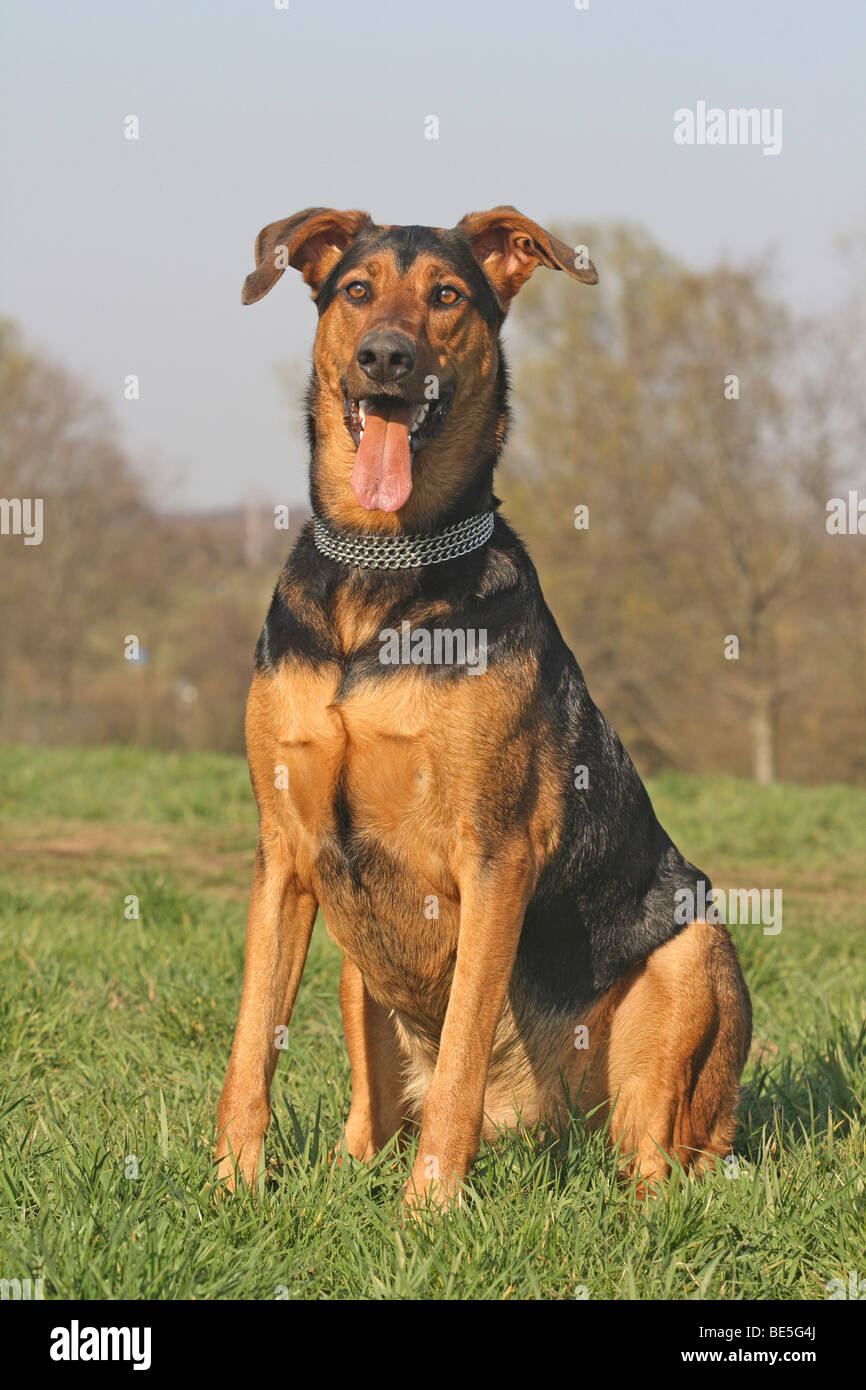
[575,919,751,1187]
[215,843,318,1192]
[340,957,409,1159]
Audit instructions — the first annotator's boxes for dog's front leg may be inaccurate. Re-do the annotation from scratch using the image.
[404,844,534,1211]
[216,842,317,1192]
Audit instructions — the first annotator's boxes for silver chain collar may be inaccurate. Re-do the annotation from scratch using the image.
[312,511,495,569]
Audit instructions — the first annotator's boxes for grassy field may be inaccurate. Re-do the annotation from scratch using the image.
[0,743,863,1301]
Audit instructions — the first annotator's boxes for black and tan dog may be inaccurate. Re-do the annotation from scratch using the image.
[216,205,752,1208]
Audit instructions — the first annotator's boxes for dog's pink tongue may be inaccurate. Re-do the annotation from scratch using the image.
[351,401,414,512]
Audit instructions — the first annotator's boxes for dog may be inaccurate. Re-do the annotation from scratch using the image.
[216,205,752,1208]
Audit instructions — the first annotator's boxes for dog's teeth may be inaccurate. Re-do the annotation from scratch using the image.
[359,399,367,423]
[411,404,429,433]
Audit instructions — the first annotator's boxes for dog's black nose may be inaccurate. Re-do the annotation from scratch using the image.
[356,331,416,384]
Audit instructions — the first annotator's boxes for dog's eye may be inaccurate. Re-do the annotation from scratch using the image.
[435,285,463,306]
[344,282,368,301]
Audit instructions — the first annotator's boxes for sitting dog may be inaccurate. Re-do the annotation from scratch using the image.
[216,205,752,1207]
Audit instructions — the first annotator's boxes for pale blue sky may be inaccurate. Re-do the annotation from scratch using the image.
[1,0,863,509]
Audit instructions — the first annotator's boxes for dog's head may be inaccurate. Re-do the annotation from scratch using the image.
[243,206,597,528]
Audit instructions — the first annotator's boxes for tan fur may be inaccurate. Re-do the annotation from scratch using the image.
[340,957,409,1159]
[477,917,751,1183]
[215,847,317,1190]
[312,250,502,534]
[218,652,563,1196]
[219,646,747,1203]
[572,918,750,1183]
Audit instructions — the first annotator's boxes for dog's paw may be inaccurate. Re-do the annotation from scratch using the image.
[401,1170,463,1221]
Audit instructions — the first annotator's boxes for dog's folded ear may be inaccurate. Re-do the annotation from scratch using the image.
[242,208,373,304]
[457,206,597,309]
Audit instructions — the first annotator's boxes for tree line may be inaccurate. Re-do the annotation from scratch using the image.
[1,223,863,783]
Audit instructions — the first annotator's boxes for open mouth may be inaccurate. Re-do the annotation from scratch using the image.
[343,390,453,513]
[344,393,452,453]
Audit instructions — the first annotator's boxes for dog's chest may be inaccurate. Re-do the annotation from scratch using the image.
[258,660,481,1000]
[269,664,453,849]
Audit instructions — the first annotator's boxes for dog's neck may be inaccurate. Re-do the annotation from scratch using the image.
[305,355,509,537]
[312,509,496,571]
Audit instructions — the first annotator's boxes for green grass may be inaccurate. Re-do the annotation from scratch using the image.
[0,744,863,1300]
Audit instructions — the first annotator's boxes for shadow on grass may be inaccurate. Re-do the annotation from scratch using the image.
[738,1016,865,1159]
